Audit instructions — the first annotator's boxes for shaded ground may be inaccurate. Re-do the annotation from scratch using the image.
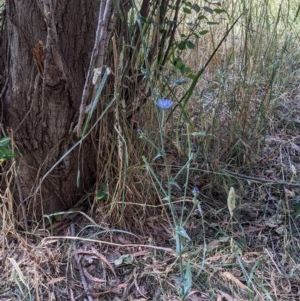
[2,30,300,301]
[1,88,300,300]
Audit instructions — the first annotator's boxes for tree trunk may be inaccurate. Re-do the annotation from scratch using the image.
[0,1,99,221]
[0,0,180,227]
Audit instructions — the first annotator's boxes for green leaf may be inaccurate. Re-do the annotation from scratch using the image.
[199,30,209,35]
[177,226,191,240]
[97,184,108,202]
[203,6,213,14]
[207,21,219,25]
[183,7,191,14]
[187,73,196,80]
[175,232,183,255]
[0,137,11,147]
[173,58,185,72]
[214,8,227,14]
[198,15,206,21]
[0,144,16,162]
[173,58,193,75]
[177,41,186,50]
[183,261,192,295]
[186,40,195,49]
[192,4,200,12]
[184,66,193,75]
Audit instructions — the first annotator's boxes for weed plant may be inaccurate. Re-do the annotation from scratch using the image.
[139,97,200,297]
[129,0,300,299]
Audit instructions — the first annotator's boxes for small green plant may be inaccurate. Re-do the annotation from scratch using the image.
[140,97,200,298]
[0,136,16,162]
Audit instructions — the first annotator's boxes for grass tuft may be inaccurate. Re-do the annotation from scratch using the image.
[1,0,300,300]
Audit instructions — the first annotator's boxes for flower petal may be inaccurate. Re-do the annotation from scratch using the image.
[156,98,174,110]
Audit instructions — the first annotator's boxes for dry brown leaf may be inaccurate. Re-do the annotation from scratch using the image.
[221,271,251,292]
[218,290,238,301]
[91,247,116,276]
[185,290,210,300]
[285,188,295,197]
[207,239,221,251]
[47,276,65,285]
[117,235,132,244]
[72,247,116,277]
[275,225,285,234]
[83,266,106,283]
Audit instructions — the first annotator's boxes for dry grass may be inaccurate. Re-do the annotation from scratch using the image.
[1,0,300,300]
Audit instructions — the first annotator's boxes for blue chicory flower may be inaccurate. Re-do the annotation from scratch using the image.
[156,98,174,110]
[192,187,199,196]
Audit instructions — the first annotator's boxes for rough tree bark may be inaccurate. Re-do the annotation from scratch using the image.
[0,1,100,221]
[0,0,179,225]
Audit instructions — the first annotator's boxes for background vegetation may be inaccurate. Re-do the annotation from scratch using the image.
[1,0,300,300]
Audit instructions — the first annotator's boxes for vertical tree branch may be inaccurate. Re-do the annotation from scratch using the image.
[74,0,114,137]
